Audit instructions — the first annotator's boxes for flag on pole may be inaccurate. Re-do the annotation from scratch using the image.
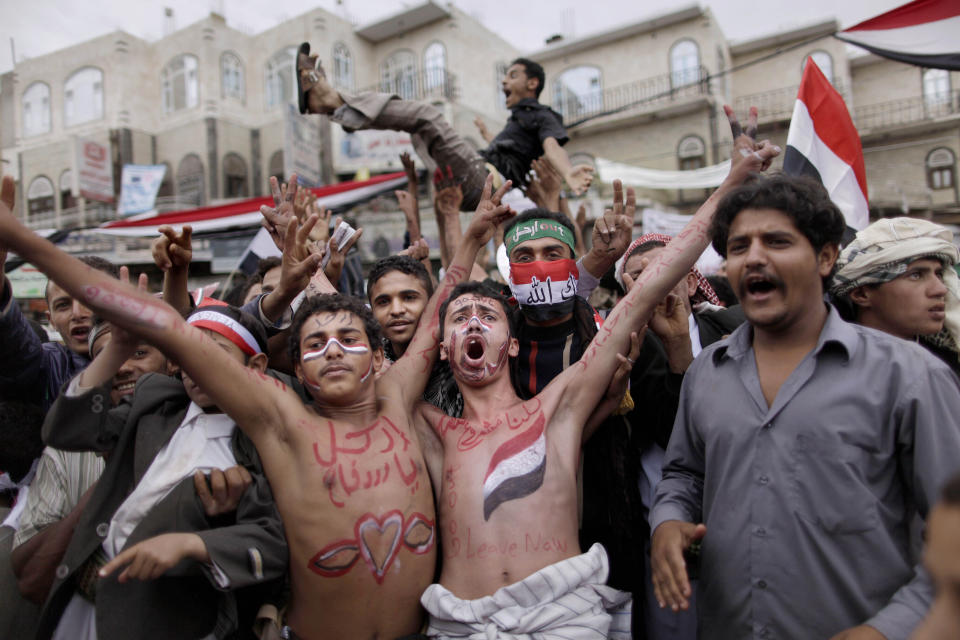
[783,60,870,230]
[836,0,960,71]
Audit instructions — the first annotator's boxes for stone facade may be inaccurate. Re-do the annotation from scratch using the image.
[1,1,958,253]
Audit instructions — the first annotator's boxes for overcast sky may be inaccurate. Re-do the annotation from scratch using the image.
[1,0,905,73]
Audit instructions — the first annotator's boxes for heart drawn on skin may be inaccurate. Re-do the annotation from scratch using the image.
[355,510,404,584]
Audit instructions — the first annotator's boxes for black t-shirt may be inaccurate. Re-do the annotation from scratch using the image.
[480,98,569,189]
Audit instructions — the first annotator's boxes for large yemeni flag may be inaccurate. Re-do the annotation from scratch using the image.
[835,0,960,71]
[783,60,869,230]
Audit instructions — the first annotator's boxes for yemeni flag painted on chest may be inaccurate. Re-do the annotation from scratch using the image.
[482,413,547,521]
[783,60,869,230]
[836,0,960,71]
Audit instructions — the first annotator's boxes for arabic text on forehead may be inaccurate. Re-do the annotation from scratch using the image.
[452,295,497,308]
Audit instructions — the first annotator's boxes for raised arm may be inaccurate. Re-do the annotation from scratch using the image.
[542,137,593,196]
[0,204,303,452]
[383,174,514,409]
[153,225,193,317]
[557,107,779,431]
[398,152,422,242]
[432,166,464,269]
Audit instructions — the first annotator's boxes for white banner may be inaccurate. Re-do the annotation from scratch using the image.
[118,164,167,216]
[284,103,322,187]
[74,136,114,203]
[597,157,731,190]
[642,207,725,275]
[332,128,416,174]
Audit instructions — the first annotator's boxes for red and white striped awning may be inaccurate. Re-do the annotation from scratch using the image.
[96,172,408,237]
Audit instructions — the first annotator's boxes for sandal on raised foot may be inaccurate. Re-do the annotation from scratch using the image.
[297,42,327,114]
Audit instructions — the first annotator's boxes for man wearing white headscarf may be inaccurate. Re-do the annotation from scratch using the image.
[830,217,960,374]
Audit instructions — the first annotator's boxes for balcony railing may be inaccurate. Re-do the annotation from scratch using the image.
[733,82,850,123]
[734,84,960,132]
[853,90,960,131]
[23,196,199,232]
[24,203,116,231]
[361,68,459,103]
[551,66,712,126]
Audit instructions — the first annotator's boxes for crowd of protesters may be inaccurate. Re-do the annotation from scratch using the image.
[0,49,959,640]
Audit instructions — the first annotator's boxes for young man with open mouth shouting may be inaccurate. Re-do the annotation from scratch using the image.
[0,172,515,640]
[409,107,779,637]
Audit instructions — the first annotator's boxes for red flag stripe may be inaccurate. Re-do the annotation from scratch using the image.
[795,62,868,199]
[844,0,960,32]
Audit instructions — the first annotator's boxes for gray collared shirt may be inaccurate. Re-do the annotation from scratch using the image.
[651,304,960,640]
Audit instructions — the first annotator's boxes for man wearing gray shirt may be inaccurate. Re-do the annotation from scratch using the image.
[650,175,960,640]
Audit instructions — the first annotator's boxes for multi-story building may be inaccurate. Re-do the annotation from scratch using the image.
[1,1,958,286]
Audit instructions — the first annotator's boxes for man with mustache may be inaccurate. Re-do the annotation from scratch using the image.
[651,175,960,640]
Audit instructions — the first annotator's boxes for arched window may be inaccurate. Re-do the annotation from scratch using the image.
[424,42,446,93]
[265,47,297,108]
[22,82,51,137]
[223,153,249,198]
[802,51,833,83]
[670,39,700,88]
[157,162,174,199]
[176,154,205,206]
[162,54,199,113]
[332,43,353,90]
[927,147,956,190]
[923,69,951,109]
[678,135,706,170]
[59,170,76,210]
[552,65,602,120]
[381,50,417,100]
[221,52,245,101]
[27,176,55,219]
[65,67,104,126]
[268,150,284,186]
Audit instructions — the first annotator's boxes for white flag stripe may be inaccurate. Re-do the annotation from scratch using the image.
[786,100,870,230]
[840,15,960,56]
[482,434,546,498]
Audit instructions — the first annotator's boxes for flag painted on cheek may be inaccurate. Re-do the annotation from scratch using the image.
[481,413,547,521]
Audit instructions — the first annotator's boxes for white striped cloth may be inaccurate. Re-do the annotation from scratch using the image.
[421,543,632,639]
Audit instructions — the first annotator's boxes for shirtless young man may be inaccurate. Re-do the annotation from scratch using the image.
[0,176,516,640]
[411,108,780,637]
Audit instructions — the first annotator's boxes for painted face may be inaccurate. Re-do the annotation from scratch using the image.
[855,258,948,340]
[370,271,429,354]
[297,311,379,403]
[921,505,960,639]
[91,330,169,405]
[182,330,249,409]
[441,294,517,385]
[724,208,836,334]
[47,281,93,356]
[623,247,696,308]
